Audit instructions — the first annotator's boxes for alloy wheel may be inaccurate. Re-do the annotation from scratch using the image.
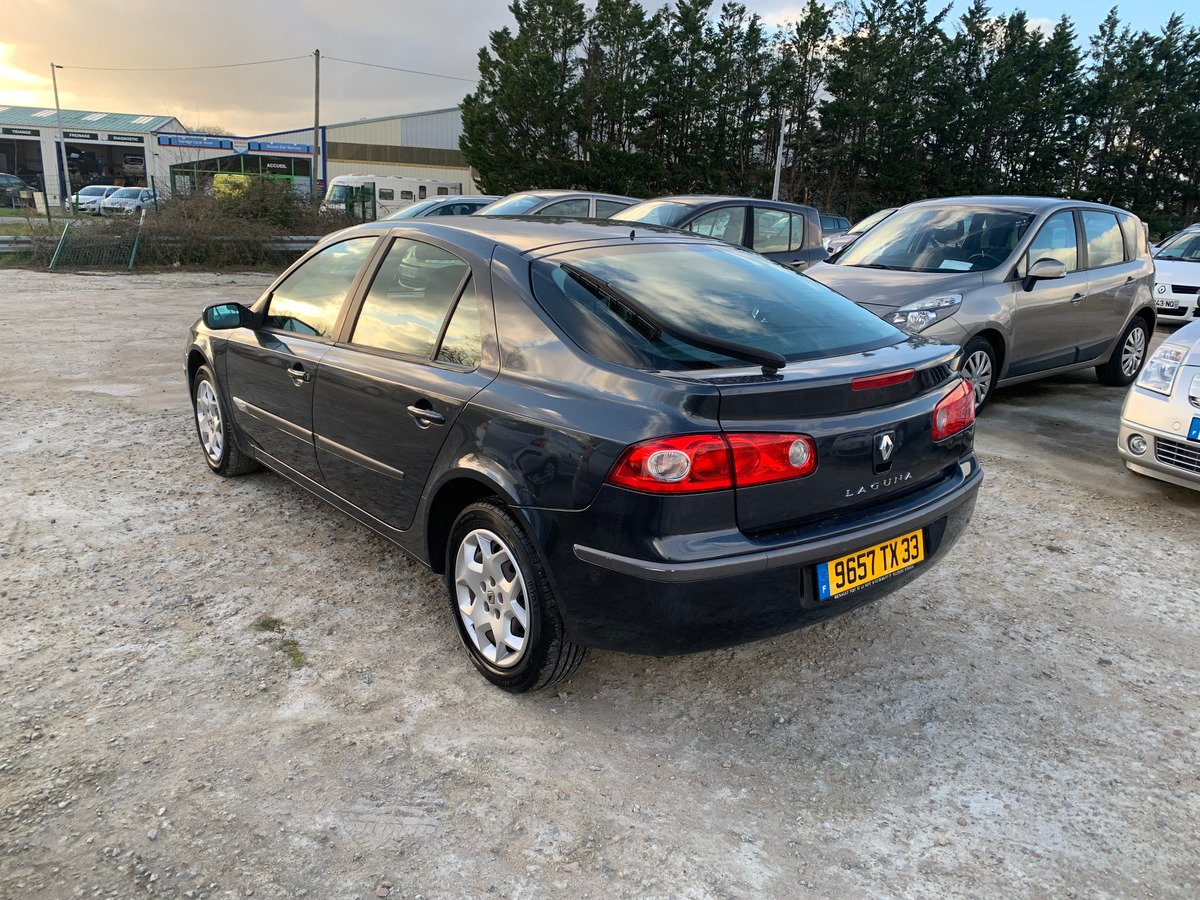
[195,379,224,465]
[963,349,994,409]
[1120,325,1147,379]
[453,528,529,668]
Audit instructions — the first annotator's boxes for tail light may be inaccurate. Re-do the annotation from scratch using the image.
[607,433,817,494]
[932,380,975,440]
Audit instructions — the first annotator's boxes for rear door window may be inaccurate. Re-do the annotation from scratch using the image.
[536,198,590,217]
[351,238,470,358]
[595,199,632,218]
[751,208,790,254]
[1081,210,1125,268]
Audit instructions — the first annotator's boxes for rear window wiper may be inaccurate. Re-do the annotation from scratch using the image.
[559,263,786,374]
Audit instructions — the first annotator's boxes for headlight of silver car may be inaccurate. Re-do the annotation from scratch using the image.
[1136,345,1186,396]
[888,294,962,333]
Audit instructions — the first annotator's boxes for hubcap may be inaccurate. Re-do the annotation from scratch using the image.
[453,528,529,668]
[195,379,224,464]
[1121,326,1147,378]
[963,349,993,409]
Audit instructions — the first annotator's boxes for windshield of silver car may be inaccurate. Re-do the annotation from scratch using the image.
[837,205,1034,273]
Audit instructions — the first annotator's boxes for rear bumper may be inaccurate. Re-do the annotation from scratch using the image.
[549,455,983,655]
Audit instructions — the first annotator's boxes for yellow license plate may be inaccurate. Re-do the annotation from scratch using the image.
[817,529,924,600]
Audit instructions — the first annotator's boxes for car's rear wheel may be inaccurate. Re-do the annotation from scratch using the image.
[961,338,997,412]
[192,365,258,476]
[1097,317,1150,386]
[447,501,587,692]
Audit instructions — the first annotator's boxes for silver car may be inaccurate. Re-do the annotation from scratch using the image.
[1118,319,1200,491]
[807,196,1156,410]
[474,190,637,218]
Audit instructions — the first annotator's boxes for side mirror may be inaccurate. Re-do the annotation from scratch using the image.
[203,303,252,330]
[1023,257,1067,292]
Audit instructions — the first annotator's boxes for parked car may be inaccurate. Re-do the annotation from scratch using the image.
[185,216,982,691]
[611,196,827,270]
[474,190,637,218]
[101,187,156,216]
[1150,229,1200,324]
[806,196,1156,411]
[826,207,897,257]
[821,213,851,236]
[120,155,146,178]
[1153,222,1200,248]
[387,195,500,219]
[1118,318,1200,491]
[0,172,32,209]
[66,184,121,214]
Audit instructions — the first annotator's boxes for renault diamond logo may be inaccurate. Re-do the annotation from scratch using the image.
[877,432,895,462]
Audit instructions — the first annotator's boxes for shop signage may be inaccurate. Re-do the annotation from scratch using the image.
[1,127,40,137]
[231,140,249,154]
[256,140,311,154]
[63,131,98,141]
[107,134,145,144]
[265,162,288,170]
[158,134,226,149]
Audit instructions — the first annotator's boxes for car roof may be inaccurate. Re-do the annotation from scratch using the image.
[627,195,820,217]
[504,189,639,203]
[899,195,1134,216]
[322,214,716,257]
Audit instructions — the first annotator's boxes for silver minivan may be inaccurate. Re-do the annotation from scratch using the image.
[807,196,1156,410]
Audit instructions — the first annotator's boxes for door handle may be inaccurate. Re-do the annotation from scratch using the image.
[286,364,311,384]
[1070,293,1085,304]
[407,404,445,427]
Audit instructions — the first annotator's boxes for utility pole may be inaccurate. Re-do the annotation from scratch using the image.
[313,49,320,203]
[771,109,786,202]
[51,63,73,210]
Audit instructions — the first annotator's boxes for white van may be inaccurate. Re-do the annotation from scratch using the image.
[322,174,464,219]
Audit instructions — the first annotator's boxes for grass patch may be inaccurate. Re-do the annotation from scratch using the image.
[281,639,306,669]
[255,616,284,633]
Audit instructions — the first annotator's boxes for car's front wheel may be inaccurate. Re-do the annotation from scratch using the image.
[1096,317,1150,386]
[961,337,997,412]
[446,501,587,692]
[192,365,258,476]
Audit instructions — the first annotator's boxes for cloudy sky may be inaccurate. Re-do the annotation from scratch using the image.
[2,0,1191,137]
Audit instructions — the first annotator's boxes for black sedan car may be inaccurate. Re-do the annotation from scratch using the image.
[186,217,982,692]
[612,195,828,270]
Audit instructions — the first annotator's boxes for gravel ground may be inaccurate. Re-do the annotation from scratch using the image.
[1,269,1198,900]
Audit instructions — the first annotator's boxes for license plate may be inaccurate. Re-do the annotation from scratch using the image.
[817,529,924,600]
[1156,297,1178,309]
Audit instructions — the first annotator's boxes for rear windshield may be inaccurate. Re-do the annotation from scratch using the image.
[389,199,439,219]
[839,204,1035,272]
[611,200,695,227]
[531,243,902,371]
[476,194,546,216]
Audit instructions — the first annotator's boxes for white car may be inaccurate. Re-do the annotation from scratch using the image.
[1150,229,1200,325]
[66,185,120,214]
[101,187,156,216]
[1118,318,1200,491]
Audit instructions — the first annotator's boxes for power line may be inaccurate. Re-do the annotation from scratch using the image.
[59,55,311,73]
[323,55,476,83]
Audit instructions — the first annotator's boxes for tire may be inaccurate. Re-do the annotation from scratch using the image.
[446,501,588,692]
[192,365,259,476]
[1096,317,1150,386]
[961,337,997,412]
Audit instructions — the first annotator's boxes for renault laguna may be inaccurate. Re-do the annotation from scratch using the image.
[185,217,982,692]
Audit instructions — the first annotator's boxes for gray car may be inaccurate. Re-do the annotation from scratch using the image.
[806,196,1156,410]
[475,189,637,218]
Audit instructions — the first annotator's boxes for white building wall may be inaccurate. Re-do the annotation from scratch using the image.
[395,109,463,150]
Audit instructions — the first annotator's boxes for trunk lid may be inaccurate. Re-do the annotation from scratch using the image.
[705,339,968,534]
